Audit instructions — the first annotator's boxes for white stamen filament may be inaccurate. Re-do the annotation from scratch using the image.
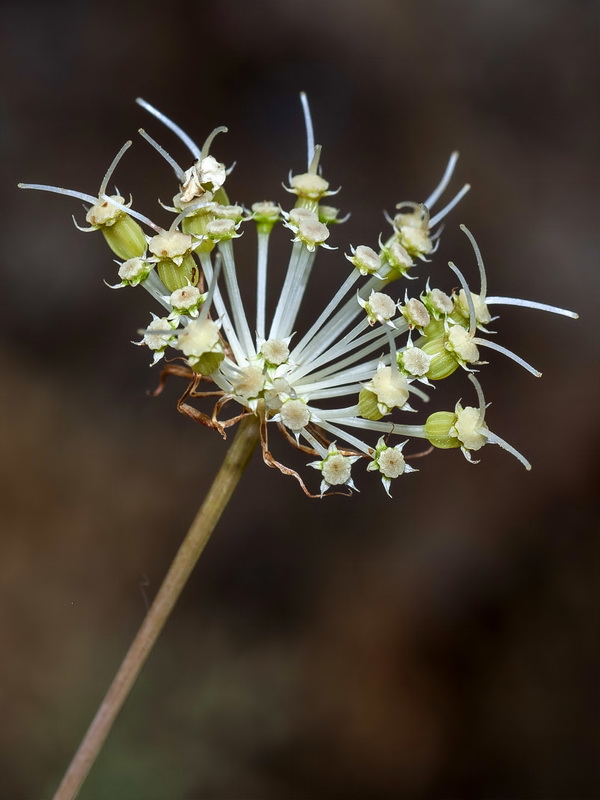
[430,183,471,227]
[138,129,184,182]
[448,261,476,336]
[460,224,487,299]
[201,127,228,161]
[472,337,542,377]
[99,141,133,197]
[485,430,531,470]
[300,92,315,170]
[18,183,99,206]
[485,296,579,319]
[136,98,201,159]
[424,151,459,210]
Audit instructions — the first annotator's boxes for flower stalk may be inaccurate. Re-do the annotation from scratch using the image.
[52,414,260,800]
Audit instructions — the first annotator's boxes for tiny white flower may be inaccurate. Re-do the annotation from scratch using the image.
[309,443,361,496]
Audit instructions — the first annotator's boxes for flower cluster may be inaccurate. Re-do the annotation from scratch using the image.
[19,96,577,496]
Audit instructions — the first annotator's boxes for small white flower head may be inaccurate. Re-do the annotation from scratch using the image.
[172,189,214,213]
[231,365,265,404]
[445,323,480,366]
[318,205,344,225]
[85,194,128,229]
[400,297,431,331]
[358,290,397,326]
[252,201,280,233]
[309,443,360,495]
[398,225,433,260]
[176,317,222,365]
[115,256,153,287]
[294,216,331,252]
[450,403,488,453]
[263,377,292,411]
[134,314,177,365]
[346,245,382,276]
[422,286,454,320]
[364,365,409,415]
[393,202,429,231]
[168,284,205,318]
[398,345,431,377]
[280,397,311,432]
[260,337,290,367]
[213,204,245,222]
[380,239,414,278]
[393,203,433,259]
[367,438,416,496]
[454,289,492,327]
[205,218,241,242]
[289,172,330,201]
[287,207,317,226]
[180,155,227,204]
[148,230,194,266]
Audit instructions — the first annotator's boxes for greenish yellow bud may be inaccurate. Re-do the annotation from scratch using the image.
[421,318,446,341]
[191,351,225,375]
[358,388,384,420]
[424,411,460,449]
[420,335,459,380]
[157,254,199,292]
[181,209,216,252]
[101,215,147,260]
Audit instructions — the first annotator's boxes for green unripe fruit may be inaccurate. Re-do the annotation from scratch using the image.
[157,254,199,292]
[358,388,383,421]
[420,336,459,381]
[101,215,147,260]
[424,411,460,449]
[421,318,446,340]
[191,351,224,375]
[181,213,216,253]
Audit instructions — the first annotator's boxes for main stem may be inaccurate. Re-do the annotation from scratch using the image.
[53,415,260,800]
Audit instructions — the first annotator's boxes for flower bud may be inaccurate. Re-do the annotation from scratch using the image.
[420,336,460,380]
[424,411,460,449]
[358,388,384,420]
[158,254,199,292]
[101,214,147,260]
[252,201,280,234]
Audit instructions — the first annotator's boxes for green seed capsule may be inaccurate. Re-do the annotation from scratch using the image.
[358,388,384,420]
[424,411,460,449]
[420,336,459,380]
[157,254,199,292]
[191,351,224,375]
[101,215,147,260]
[422,318,446,341]
[182,213,216,253]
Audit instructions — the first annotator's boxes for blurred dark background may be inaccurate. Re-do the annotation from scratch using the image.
[1,1,598,798]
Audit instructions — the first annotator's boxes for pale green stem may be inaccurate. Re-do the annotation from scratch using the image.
[52,415,260,800]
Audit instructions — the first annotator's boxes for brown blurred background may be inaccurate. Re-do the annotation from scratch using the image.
[1,1,599,798]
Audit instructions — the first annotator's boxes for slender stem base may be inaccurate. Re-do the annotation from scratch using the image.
[53,415,260,800]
